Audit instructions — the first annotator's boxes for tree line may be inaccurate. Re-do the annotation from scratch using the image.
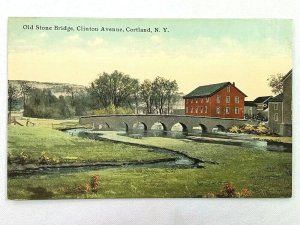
[8,70,180,119]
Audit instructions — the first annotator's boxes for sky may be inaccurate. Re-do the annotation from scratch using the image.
[8,18,292,100]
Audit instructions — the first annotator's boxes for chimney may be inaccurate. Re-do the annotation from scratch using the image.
[232,82,235,86]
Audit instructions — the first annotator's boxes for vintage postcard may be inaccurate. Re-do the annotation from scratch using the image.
[7,18,292,199]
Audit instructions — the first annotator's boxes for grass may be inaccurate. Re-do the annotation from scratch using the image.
[11,117,79,128]
[252,135,292,144]
[7,120,292,199]
[8,126,172,164]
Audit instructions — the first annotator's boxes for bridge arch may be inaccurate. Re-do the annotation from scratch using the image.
[117,121,129,132]
[192,123,208,133]
[133,121,147,131]
[212,124,226,132]
[80,115,251,134]
[171,122,188,133]
[98,122,110,130]
[150,122,167,131]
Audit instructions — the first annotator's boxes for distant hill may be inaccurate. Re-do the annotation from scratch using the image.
[8,80,87,97]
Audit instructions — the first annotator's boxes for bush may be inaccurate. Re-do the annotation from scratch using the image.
[204,182,252,198]
[229,126,240,133]
[13,152,31,165]
[8,152,13,165]
[90,175,100,192]
[38,151,59,165]
[67,175,100,195]
[229,123,270,135]
[73,184,91,194]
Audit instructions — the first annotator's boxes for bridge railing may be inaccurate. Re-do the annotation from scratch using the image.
[80,114,249,121]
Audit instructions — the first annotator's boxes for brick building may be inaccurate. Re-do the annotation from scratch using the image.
[183,82,247,119]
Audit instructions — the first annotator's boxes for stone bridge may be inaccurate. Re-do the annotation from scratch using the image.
[79,114,251,134]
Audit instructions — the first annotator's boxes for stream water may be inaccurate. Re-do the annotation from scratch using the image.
[8,128,292,177]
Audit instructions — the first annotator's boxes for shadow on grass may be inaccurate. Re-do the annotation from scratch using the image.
[26,186,54,200]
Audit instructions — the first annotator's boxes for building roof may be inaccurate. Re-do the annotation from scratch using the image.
[269,93,283,102]
[282,69,292,82]
[183,82,247,99]
[253,96,273,104]
[244,101,257,107]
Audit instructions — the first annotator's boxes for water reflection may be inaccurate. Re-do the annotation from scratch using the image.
[66,128,292,153]
[122,130,292,152]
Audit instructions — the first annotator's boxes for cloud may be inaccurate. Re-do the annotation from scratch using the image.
[37,32,48,39]
[150,35,163,44]
[87,37,104,47]
[64,34,82,43]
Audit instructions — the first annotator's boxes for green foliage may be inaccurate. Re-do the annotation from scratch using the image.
[10,70,181,118]
[8,84,20,115]
[38,151,59,165]
[23,88,71,119]
[13,152,31,165]
[94,105,133,115]
[267,73,284,94]
[88,70,139,109]
[8,152,13,165]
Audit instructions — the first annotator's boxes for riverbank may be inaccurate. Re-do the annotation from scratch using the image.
[8,126,173,166]
[8,125,292,199]
[252,135,292,144]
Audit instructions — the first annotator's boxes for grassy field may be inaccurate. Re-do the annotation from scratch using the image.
[11,116,79,128]
[253,135,292,144]
[8,126,172,164]
[7,120,292,199]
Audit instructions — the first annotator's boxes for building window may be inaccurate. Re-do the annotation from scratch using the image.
[227,86,231,92]
[235,96,239,103]
[204,106,208,113]
[216,107,221,114]
[257,104,263,110]
[217,95,221,103]
[226,96,230,103]
[200,107,203,113]
[226,107,230,114]
[201,98,203,103]
[191,99,193,103]
[274,103,278,110]
[235,107,239,114]
[196,99,198,104]
[206,97,209,103]
[186,107,189,113]
[274,113,278,121]
[195,107,198,113]
[248,108,252,116]
[191,107,193,113]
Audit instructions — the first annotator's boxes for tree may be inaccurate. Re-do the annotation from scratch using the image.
[65,86,77,106]
[19,81,32,110]
[73,90,91,116]
[140,77,179,114]
[8,83,19,120]
[140,79,154,114]
[24,88,72,119]
[88,70,139,109]
[57,95,71,118]
[128,79,140,114]
[152,77,168,114]
[165,80,179,114]
[267,73,284,94]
